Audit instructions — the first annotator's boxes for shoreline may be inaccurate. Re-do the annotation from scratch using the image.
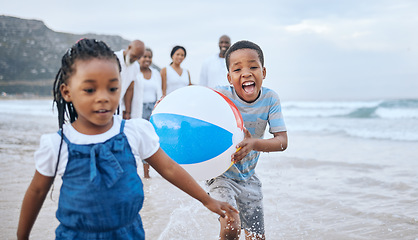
[0,95,52,100]
[1,100,417,239]
[2,132,417,239]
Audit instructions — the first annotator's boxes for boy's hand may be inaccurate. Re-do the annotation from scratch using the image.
[232,128,255,163]
[203,197,239,219]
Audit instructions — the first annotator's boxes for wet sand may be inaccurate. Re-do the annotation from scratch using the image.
[1,101,418,239]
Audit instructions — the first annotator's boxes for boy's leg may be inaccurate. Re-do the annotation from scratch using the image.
[219,210,241,240]
[236,174,265,239]
[244,229,265,240]
[207,177,242,240]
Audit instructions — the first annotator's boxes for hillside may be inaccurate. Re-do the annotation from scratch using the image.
[0,15,131,96]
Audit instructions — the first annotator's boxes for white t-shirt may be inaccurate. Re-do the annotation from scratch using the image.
[199,54,228,88]
[165,65,190,95]
[34,116,160,177]
[141,67,162,103]
[115,50,143,119]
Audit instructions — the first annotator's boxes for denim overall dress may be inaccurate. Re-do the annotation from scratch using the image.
[55,120,145,239]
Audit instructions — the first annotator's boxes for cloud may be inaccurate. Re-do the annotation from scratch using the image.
[279,15,416,54]
[285,20,330,34]
[1,0,417,100]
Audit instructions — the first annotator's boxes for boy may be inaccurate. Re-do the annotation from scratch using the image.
[209,40,288,240]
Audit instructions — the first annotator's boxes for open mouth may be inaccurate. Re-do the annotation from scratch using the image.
[95,109,110,114]
[242,81,256,94]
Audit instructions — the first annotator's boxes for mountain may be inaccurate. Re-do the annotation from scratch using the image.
[0,15,131,96]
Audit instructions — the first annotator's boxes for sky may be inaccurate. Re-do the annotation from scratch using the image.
[1,0,417,101]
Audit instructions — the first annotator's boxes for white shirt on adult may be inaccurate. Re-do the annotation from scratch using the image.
[141,67,162,103]
[199,54,228,89]
[165,65,190,95]
[115,50,143,119]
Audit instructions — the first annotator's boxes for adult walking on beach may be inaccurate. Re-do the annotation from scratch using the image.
[138,47,162,178]
[199,35,231,88]
[160,45,191,96]
[115,40,145,119]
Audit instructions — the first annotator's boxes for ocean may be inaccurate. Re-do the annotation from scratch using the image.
[0,98,417,239]
[283,99,418,141]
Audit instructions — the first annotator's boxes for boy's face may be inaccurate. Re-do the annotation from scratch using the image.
[227,49,266,103]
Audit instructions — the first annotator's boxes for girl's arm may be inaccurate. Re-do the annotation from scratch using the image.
[146,148,238,218]
[160,67,167,96]
[232,129,288,163]
[17,171,54,240]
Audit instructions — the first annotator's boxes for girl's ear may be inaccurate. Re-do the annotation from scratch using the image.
[60,83,71,102]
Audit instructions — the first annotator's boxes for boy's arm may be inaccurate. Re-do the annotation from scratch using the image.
[17,171,54,240]
[146,148,238,218]
[232,129,288,163]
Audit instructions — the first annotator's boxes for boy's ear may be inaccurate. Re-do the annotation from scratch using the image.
[227,73,232,85]
[262,67,267,79]
[60,83,72,102]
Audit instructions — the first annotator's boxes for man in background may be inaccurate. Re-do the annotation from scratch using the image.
[199,35,231,88]
[114,40,145,119]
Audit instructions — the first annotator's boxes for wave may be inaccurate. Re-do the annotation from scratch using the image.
[285,116,418,141]
[1,98,417,141]
[283,99,418,119]
[0,99,56,116]
[283,99,418,141]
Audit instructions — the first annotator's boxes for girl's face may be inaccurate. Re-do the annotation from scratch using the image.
[60,58,121,135]
[171,48,185,65]
[139,50,152,68]
[227,48,266,103]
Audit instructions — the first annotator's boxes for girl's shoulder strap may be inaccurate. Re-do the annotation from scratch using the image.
[57,129,70,144]
[120,119,126,133]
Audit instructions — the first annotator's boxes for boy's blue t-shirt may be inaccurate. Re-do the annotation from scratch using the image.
[215,86,287,180]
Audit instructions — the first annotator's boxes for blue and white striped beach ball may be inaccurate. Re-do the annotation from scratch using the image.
[150,86,244,180]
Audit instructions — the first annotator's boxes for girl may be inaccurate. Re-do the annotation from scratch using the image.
[138,48,162,178]
[160,45,191,96]
[17,39,237,240]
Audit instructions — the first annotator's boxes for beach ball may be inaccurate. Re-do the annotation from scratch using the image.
[150,86,244,181]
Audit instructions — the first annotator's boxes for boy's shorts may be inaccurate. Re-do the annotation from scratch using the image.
[207,174,264,235]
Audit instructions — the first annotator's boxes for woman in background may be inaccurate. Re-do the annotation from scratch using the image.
[160,45,191,96]
[138,48,162,178]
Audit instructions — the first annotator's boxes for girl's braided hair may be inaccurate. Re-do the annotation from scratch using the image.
[51,38,121,179]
